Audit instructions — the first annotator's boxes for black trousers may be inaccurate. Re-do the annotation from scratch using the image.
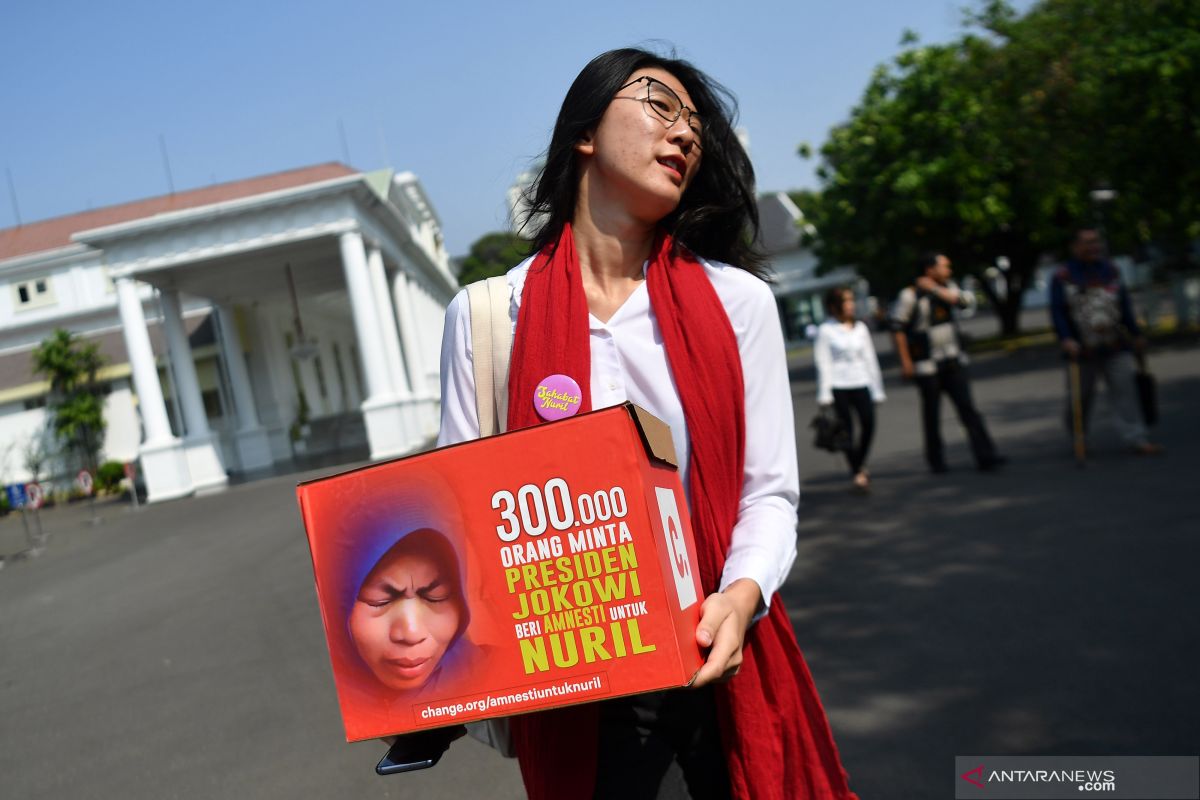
[831,387,876,475]
[914,360,997,470]
[1062,350,1148,446]
[593,688,731,800]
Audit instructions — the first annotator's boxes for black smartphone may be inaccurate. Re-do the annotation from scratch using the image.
[375,728,458,775]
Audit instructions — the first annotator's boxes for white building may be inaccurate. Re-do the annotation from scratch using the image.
[757,192,862,342]
[0,163,457,503]
[506,162,545,238]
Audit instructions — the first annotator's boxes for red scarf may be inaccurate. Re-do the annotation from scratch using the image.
[506,224,857,800]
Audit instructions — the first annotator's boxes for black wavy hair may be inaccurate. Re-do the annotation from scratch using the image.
[823,286,853,316]
[916,251,944,276]
[519,47,766,277]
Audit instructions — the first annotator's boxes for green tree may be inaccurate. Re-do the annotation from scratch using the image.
[22,423,54,483]
[800,26,1075,334]
[457,232,533,286]
[802,0,1200,333]
[31,329,108,473]
[977,0,1200,267]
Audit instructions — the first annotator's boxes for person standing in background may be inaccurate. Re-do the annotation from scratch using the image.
[1050,227,1160,455]
[814,286,885,491]
[890,252,1005,474]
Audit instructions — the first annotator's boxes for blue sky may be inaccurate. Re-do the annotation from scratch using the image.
[1,0,1026,255]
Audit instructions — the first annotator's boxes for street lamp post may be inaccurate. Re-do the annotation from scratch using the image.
[1089,187,1118,239]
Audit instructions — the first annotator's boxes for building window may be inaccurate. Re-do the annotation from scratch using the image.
[12,277,57,310]
[202,389,223,419]
[23,395,47,410]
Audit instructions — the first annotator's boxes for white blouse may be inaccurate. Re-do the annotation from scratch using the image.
[813,319,887,405]
[438,256,799,611]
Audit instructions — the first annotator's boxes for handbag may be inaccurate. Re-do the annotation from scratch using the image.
[463,275,517,758]
[810,407,849,453]
[1135,355,1158,427]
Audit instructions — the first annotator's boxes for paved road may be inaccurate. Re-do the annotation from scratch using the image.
[2,336,1197,799]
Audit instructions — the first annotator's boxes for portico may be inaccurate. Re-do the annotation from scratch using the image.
[72,168,454,503]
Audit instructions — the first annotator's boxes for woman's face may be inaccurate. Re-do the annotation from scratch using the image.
[840,292,856,320]
[348,548,462,692]
[576,67,703,224]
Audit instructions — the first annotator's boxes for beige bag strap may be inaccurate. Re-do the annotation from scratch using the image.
[463,279,518,759]
[466,276,513,437]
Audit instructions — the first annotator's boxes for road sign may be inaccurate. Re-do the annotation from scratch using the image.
[76,470,94,497]
[25,482,44,510]
[5,483,28,509]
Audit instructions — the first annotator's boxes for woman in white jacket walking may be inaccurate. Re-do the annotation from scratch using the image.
[814,287,886,491]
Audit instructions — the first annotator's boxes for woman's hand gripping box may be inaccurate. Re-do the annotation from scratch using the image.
[295,403,706,741]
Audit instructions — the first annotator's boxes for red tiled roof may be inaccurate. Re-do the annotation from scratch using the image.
[0,162,358,262]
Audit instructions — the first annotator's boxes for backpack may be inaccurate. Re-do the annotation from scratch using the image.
[1055,264,1125,350]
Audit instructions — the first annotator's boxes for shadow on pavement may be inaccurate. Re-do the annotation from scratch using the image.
[786,364,1199,798]
[1,340,1194,799]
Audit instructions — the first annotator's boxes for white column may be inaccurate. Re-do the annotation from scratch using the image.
[340,231,393,403]
[340,230,410,459]
[215,302,274,471]
[250,309,299,461]
[160,291,210,437]
[392,268,438,435]
[409,279,429,393]
[115,277,193,503]
[368,246,412,398]
[369,245,423,447]
[160,291,228,492]
[118,279,173,445]
[216,303,260,430]
[391,268,426,398]
[416,280,443,396]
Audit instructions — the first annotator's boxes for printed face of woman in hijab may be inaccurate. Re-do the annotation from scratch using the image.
[348,543,463,692]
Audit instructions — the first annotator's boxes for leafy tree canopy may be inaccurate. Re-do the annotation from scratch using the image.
[800,0,1200,333]
[458,232,533,286]
[31,328,108,471]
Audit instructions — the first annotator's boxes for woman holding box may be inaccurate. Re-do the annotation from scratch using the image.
[438,48,857,800]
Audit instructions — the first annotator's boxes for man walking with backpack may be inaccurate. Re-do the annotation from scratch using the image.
[891,252,1005,474]
[1050,227,1160,456]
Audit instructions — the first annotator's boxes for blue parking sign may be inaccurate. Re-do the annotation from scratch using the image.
[5,483,28,509]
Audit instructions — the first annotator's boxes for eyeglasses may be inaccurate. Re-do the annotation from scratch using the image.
[616,76,703,145]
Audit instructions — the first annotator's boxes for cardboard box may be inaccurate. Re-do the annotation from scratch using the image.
[296,403,705,741]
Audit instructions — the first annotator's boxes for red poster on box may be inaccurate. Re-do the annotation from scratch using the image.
[296,403,706,741]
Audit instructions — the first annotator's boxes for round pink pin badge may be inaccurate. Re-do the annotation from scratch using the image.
[534,374,583,421]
